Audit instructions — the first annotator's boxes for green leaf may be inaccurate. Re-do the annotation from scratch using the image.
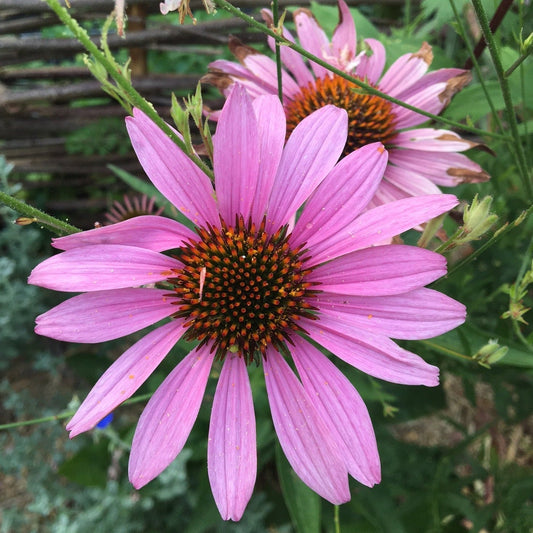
[58,439,110,488]
[275,443,321,533]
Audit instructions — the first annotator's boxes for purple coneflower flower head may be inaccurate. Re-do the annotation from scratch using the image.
[104,194,164,225]
[204,0,489,208]
[29,85,465,521]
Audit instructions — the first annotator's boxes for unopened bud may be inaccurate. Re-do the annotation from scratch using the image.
[473,340,508,367]
[457,195,498,244]
[15,217,37,226]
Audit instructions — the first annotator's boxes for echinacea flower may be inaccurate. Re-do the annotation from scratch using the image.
[204,0,488,208]
[29,85,465,521]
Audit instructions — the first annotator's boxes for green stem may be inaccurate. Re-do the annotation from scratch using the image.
[213,0,509,141]
[44,0,214,181]
[0,393,153,431]
[449,0,505,134]
[272,0,284,103]
[471,0,533,199]
[437,203,533,281]
[505,49,533,78]
[0,190,80,235]
[334,504,341,533]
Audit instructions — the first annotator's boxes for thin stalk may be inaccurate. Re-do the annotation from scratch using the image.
[213,0,510,141]
[0,393,153,431]
[334,504,341,533]
[505,50,533,78]
[404,0,412,28]
[0,190,80,235]
[449,0,504,134]
[471,0,533,199]
[45,0,214,181]
[436,204,533,282]
[272,0,284,103]
[463,0,514,69]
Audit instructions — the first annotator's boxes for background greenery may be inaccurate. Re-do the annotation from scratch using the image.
[1,0,532,531]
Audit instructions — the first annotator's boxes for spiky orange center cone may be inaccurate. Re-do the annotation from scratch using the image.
[285,74,396,156]
[168,216,319,364]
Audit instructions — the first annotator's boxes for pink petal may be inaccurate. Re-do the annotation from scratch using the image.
[307,194,458,265]
[293,8,331,79]
[392,82,450,129]
[308,245,447,295]
[129,345,215,488]
[389,150,488,186]
[291,143,387,249]
[392,128,477,152]
[263,347,350,504]
[249,95,287,224]
[290,337,380,486]
[208,356,256,521]
[126,109,219,227]
[208,59,274,98]
[29,244,181,292]
[394,68,467,101]
[35,288,175,342]
[332,0,356,63]
[356,38,386,84]
[52,216,195,252]
[214,85,261,223]
[66,319,186,437]
[383,163,442,196]
[378,44,432,97]
[303,317,439,386]
[243,54,301,99]
[262,9,314,87]
[266,105,347,232]
[315,288,466,340]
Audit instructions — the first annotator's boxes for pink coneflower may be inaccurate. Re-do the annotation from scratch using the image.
[104,194,164,225]
[29,86,465,520]
[204,0,488,207]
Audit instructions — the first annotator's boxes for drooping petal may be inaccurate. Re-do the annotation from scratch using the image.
[66,319,186,437]
[29,244,181,292]
[52,216,196,252]
[290,337,380,486]
[266,105,347,231]
[394,68,469,102]
[308,245,447,296]
[207,59,274,98]
[126,108,219,227]
[332,0,356,62]
[304,317,439,386]
[356,38,386,84]
[263,347,350,504]
[389,150,489,186]
[378,43,433,97]
[262,9,314,87]
[214,85,261,223]
[34,288,175,342]
[129,345,215,488]
[307,194,458,265]
[382,165,442,198]
[208,356,256,521]
[293,8,331,79]
[392,128,480,152]
[315,288,466,340]
[291,143,387,248]
[249,95,287,224]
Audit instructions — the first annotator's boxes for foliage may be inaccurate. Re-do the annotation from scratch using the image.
[1,0,533,532]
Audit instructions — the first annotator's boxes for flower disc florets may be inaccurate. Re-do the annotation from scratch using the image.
[169,215,318,363]
[285,74,396,156]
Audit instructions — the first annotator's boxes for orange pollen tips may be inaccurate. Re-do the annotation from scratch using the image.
[168,215,319,364]
[285,74,397,156]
